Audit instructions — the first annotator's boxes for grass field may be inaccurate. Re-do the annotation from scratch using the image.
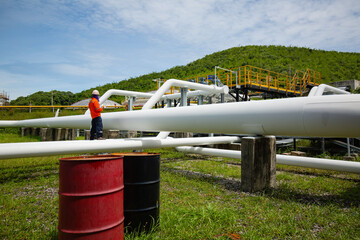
[0,130,359,239]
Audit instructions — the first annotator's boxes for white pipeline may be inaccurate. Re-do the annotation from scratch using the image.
[308,84,350,97]
[0,136,240,159]
[175,146,360,174]
[0,94,359,137]
[99,87,225,108]
[99,89,154,105]
[142,79,229,109]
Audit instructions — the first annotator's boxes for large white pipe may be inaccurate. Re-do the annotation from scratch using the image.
[308,87,318,97]
[99,89,154,105]
[99,88,224,107]
[175,146,360,174]
[98,88,216,138]
[312,84,350,96]
[161,90,219,101]
[84,89,157,115]
[142,79,229,109]
[0,136,239,159]
[0,94,359,137]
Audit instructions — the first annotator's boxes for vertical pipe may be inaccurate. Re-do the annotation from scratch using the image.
[198,95,204,105]
[214,66,217,86]
[166,99,172,107]
[128,97,136,111]
[180,88,188,107]
[220,93,225,103]
[347,138,351,156]
[235,88,240,102]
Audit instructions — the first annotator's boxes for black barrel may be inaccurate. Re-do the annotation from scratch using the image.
[120,153,160,232]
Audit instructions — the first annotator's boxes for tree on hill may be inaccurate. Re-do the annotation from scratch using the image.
[10,91,76,106]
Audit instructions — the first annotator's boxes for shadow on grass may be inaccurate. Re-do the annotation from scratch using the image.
[162,166,360,208]
[0,166,58,184]
[162,166,242,192]
[265,183,360,208]
[276,167,360,182]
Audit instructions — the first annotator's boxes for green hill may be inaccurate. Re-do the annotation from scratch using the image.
[10,45,360,105]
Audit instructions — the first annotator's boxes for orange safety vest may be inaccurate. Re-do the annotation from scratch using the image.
[88,97,103,119]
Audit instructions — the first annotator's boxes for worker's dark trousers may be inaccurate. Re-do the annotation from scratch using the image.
[90,116,103,140]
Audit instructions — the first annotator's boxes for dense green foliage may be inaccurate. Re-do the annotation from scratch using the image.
[10,91,77,106]
[10,45,360,105]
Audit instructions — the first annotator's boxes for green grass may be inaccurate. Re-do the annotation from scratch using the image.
[0,133,359,239]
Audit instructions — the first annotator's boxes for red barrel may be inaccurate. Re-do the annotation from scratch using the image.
[58,155,124,240]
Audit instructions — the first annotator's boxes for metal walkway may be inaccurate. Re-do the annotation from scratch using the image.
[158,65,322,100]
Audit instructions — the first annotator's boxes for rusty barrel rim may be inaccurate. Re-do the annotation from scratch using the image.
[60,154,124,161]
[60,216,125,234]
[112,152,159,157]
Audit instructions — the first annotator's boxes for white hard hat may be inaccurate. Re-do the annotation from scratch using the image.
[92,90,100,95]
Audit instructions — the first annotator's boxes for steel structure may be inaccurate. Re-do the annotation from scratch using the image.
[0,81,359,175]
[1,94,359,137]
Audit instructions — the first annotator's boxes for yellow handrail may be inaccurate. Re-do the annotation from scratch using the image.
[156,65,321,96]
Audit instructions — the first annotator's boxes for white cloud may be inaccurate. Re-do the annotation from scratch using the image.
[0,70,59,100]
[52,64,102,77]
[4,0,359,51]
[79,0,360,51]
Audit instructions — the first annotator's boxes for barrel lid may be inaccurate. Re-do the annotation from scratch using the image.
[112,152,159,157]
[60,154,124,161]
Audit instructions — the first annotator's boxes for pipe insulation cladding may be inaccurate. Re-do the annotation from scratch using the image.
[0,94,359,137]
[175,146,360,174]
[0,136,240,159]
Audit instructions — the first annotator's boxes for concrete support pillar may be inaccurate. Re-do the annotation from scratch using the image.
[68,129,76,140]
[174,132,194,138]
[108,130,120,139]
[54,128,62,141]
[31,127,40,136]
[59,128,66,140]
[84,130,90,140]
[63,128,70,140]
[180,88,188,107]
[102,130,109,139]
[127,130,138,138]
[241,136,276,192]
[21,127,32,137]
[120,130,137,138]
[208,96,212,104]
[40,128,53,141]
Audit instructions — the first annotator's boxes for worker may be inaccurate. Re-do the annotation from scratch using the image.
[88,90,104,140]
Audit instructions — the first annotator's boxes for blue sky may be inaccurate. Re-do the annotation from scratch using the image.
[1,0,359,100]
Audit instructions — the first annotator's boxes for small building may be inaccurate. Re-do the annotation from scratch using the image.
[330,79,360,90]
[70,99,121,109]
